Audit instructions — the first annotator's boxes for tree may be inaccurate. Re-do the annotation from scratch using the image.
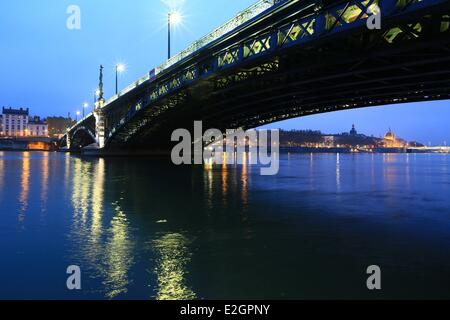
[46,117,75,137]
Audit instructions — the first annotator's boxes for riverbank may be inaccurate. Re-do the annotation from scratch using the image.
[0,137,57,151]
[280,146,450,153]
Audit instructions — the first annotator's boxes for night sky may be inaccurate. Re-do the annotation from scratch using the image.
[1,0,449,144]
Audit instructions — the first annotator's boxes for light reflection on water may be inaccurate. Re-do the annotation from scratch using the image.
[40,152,49,210]
[0,151,449,299]
[67,157,135,299]
[18,152,30,224]
[0,152,4,201]
[152,232,196,300]
[336,153,341,191]
[102,204,134,299]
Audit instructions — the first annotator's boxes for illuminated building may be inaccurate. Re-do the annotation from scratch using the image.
[27,116,49,137]
[1,107,29,137]
[382,128,407,148]
[323,135,335,146]
[0,108,48,137]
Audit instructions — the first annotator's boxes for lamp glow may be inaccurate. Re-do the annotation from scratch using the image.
[169,11,182,25]
[116,63,126,73]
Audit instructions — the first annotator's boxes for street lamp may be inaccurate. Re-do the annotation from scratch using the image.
[168,11,182,59]
[82,102,89,117]
[76,110,81,122]
[115,63,125,95]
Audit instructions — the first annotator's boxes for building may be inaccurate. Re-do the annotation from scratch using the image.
[349,124,357,136]
[0,107,49,137]
[382,128,407,148]
[323,135,335,146]
[1,107,29,137]
[27,116,48,137]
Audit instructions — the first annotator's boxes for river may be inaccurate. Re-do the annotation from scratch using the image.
[0,151,449,299]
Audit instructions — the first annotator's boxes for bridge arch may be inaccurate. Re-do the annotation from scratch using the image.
[59,135,68,149]
[69,126,97,150]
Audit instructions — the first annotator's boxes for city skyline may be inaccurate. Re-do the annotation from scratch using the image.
[1,0,449,145]
[262,100,449,146]
[0,102,442,145]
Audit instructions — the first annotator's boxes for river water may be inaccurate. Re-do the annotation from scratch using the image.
[0,151,449,299]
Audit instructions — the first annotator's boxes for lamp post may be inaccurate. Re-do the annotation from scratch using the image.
[76,111,81,122]
[82,102,89,118]
[168,13,171,59]
[168,11,181,59]
[115,64,125,95]
[94,89,100,107]
[94,88,102,109]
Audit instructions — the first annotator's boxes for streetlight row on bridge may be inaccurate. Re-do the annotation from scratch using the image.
[74,63,126,122]
[73,9,183,123]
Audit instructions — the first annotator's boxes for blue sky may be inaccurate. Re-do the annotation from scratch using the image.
[0,0,449,144]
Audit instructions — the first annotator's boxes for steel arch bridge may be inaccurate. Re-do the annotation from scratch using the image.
[61,0,450,153]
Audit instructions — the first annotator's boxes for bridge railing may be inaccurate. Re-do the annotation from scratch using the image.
[105,74,150,105]
[157,0,283,73]
[66,112,93,133]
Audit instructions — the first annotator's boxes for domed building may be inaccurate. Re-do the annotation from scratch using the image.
[382,128,406,148]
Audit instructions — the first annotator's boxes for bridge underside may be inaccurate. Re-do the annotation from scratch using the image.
[71,130,96,151]
[92,1,450,152]
[63,116,97,151]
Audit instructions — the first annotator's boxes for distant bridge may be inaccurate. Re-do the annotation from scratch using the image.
[60,0,450,153]
[408,146,450,152]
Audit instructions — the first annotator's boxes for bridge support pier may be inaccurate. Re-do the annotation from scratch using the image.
[65,132,71,150]
[94,109,106,149]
